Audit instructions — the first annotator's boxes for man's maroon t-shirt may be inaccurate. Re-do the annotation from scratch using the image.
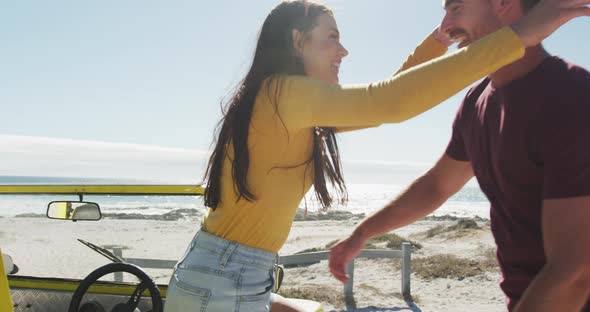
[446,57,590,311]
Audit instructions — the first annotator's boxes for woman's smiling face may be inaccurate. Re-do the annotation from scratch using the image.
[296,13,349,84]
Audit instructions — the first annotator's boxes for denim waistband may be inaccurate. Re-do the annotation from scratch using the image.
[191,230,277,268]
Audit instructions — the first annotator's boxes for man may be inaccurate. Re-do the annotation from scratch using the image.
[329,0,590,311]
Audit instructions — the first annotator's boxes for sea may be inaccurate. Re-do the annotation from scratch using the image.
[0,175,491,219]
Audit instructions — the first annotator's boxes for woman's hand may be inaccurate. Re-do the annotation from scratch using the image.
[512,0,590,47]
[432,25,454,47]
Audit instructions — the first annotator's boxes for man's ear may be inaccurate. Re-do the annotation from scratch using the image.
[292,29,305,56]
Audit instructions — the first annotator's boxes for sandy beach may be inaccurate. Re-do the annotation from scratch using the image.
[0,213,506,311]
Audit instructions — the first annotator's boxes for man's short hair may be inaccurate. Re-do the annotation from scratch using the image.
[521,0,540,11]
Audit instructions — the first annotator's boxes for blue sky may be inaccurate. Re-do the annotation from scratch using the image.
[1,1,589,183]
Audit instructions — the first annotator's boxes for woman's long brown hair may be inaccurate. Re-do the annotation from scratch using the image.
[203,0,347,211]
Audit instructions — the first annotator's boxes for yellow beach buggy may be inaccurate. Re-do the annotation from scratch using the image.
[0,184,330,312]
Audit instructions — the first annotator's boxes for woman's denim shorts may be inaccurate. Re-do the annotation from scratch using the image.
[164,230,277,312]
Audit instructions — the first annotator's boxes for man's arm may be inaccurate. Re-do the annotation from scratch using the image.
[514,196,590,311]
[329,154,474,283]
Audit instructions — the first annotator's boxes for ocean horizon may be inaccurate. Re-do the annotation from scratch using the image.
[0,175,490,219]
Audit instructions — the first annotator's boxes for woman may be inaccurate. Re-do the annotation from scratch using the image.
[164,1,589,311]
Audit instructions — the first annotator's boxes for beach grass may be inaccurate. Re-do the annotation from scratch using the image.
[422,219,482,238]
[296,233,421,255]
[479,247,499,270]
[367,233,422,250]
[278,285,345,308]
[412,254,496,280]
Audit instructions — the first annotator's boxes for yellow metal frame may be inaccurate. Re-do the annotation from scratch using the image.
[1,247,14,312]
[0,185,204,196]
[8,276,167,297]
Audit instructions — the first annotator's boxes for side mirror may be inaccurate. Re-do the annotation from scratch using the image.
[47,201,102,221]
[1,254,17,275]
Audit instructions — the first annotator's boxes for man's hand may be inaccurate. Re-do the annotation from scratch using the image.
[328,234,366,284]
[329,155,474,284]
[432,25,453,47]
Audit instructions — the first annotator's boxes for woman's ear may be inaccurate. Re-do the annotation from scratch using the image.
[292,28,305,56]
